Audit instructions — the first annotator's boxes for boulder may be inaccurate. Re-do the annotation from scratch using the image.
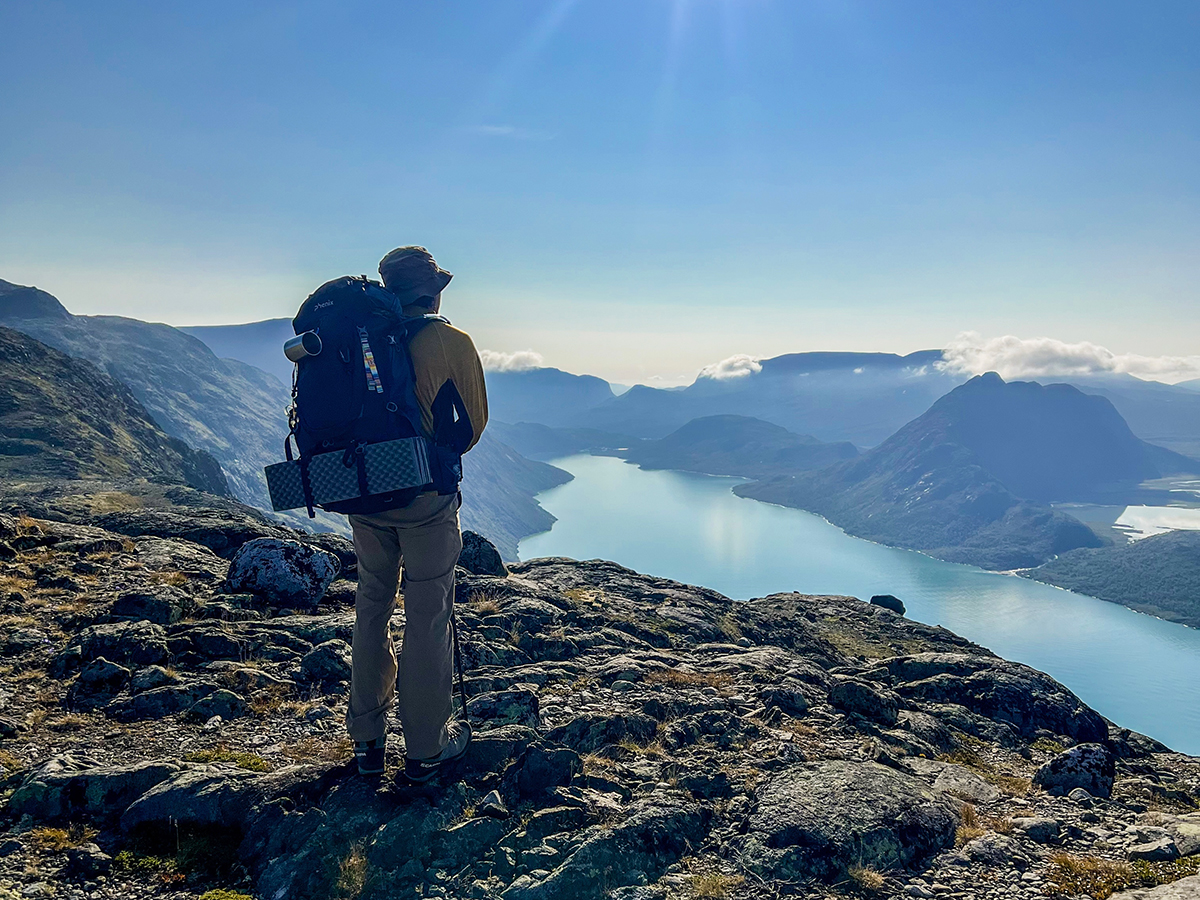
[547,713,658,754]
[108,589,190,626]
[223,537,340,609]
[460,531,507,576]
[65,658,131,711]
[2,627,50,655]
[130,665,180,694]
[870,594,906,615]
[509,743,581,798]
[186,689,248,722]
[1012,816,1060,843]
[500,801,705,900]
[298,640,353,685]
[8,754,180,822]
[1110,875,1200,899]
[932,764,1001,804]
[466,688,540,728]
[65,843,113,880]
[740,761,959,881]
[1033,743,1115,798]
[107,681,221,721]
[50,621,168,677]
[121,765,263,831]
[1128,838,1180,862]
[887,653,1108,743]
[829,677,900,726]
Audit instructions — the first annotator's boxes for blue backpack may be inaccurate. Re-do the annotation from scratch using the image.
[285,275,461,516]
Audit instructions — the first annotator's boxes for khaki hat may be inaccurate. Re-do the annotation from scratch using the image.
[378,246,453,305]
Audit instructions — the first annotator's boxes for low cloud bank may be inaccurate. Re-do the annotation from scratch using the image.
[480,349,544,373]
[698,354,763,380]
[939,332,1200,384]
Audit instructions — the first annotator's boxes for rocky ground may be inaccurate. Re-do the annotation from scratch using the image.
[1,506,1199,900]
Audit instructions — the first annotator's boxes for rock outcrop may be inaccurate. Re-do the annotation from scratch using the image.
[0,509,1197,900]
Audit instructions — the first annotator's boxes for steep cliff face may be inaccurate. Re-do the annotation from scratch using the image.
[0,508,1197,900]
[0,327,229,495]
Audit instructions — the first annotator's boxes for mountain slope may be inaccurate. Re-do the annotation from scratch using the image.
[622,414,858,477]
[735,374,1154,569]
[181,317,294,387]
[1022,530,1200,628]
[0,281,290,509]
[0,327,228,494]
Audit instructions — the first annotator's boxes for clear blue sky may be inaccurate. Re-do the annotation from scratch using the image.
[2,1,1197,384]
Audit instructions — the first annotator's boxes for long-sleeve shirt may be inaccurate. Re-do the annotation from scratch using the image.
[407,319,488,453]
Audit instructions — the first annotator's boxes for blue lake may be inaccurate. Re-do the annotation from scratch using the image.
[519,454,1200,755]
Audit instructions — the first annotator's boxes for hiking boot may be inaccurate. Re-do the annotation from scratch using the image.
[402,720,472,784]
[354,736,387,775]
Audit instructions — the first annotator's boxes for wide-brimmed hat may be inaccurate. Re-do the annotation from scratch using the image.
[378,246,453,304]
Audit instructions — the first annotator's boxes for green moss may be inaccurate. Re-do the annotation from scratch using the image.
[184,749,272,772]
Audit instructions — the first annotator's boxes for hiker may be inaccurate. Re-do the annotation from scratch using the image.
[273,246,487,780]
[345,247,488,780]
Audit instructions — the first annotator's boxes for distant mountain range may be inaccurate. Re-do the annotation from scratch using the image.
[620,414,858,477]
[737,374,1198,569]
[573,351,959,446]
[0,327,229,495]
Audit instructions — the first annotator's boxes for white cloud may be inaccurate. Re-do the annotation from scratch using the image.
[697,354,762,380]
[480,349,545,372]
[939,332,1200,384]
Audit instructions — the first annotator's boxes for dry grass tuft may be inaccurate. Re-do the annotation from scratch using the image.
[335,845,370,898]
[27,824,97,853]
[690,872,745,898]
[563,587,603,606]
[847,865,886,892]
[280,736,351,765]
[0,750,24,773]
[1046,853,1135,899]
[467,589,503,616]
[149,570,188,587]
[956,802,986,846]
[646,668,733,690]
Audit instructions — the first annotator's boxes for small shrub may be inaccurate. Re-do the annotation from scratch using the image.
[0,749,23,774]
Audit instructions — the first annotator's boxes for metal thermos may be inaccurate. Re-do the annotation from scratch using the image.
[284,331,322,362]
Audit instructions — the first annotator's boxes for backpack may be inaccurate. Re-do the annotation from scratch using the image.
[284,275,461,516]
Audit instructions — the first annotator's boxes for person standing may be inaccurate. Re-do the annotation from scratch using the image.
[346,246,488,782]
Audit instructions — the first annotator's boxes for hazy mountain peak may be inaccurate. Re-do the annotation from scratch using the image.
[0,279,72,320]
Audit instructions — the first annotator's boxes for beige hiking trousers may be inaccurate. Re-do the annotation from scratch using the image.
[346,492,462,759]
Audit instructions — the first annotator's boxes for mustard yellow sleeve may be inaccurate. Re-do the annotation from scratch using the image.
[450,329,488,451]
[410,322,489,452]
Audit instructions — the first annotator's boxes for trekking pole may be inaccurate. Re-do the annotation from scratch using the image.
[451,608,469,723]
